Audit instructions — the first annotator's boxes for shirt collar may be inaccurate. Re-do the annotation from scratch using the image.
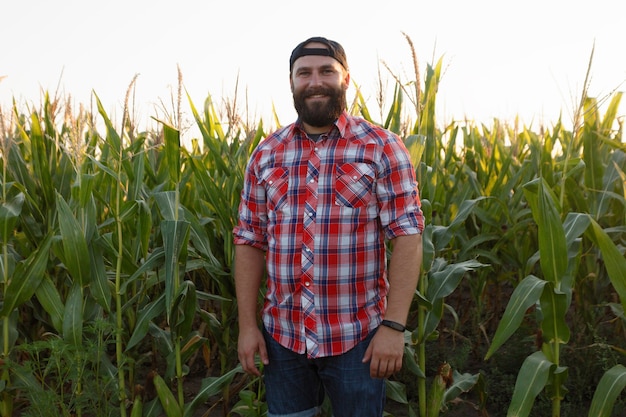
[292,111,350,139]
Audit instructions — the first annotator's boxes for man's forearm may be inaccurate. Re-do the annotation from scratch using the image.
[384,233,423,325]
[234,244,266,329]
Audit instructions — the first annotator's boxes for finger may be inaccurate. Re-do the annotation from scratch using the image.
[258,340,270,366]
[239,351,260,376]
[371,358,385,379]
[362,343,373,363]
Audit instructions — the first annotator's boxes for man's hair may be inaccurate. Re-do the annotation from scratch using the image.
[289,36,348,72]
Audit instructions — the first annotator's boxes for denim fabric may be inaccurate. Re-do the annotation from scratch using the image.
[263,328,385,417]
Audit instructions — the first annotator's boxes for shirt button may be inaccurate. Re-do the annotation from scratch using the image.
[304,281,311,287]
[268,180,273,185]
[352,175,358,180]
[309,179,315,183]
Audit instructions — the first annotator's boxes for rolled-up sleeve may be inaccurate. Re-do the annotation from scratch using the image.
[233,156,269,251]
[377,136,425,240]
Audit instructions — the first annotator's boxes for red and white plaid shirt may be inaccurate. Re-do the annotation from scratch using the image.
[233,112,424,358]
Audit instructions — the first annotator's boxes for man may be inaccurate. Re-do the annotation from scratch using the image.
[233,36,424,417]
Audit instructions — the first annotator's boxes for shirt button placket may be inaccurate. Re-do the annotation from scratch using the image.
[301,141,320,357]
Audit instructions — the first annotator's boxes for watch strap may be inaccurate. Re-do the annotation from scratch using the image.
[381,319,406,332]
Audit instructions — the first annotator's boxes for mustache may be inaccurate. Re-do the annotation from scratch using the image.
[302,87,335,98]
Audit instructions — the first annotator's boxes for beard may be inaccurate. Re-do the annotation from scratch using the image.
[293,84,347,128]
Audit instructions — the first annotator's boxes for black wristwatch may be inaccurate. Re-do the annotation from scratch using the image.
[381,320,406,332]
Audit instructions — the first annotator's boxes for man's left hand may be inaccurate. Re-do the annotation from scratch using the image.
[362,326,405,378]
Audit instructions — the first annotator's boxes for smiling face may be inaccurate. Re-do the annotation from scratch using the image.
[290,42,350,134]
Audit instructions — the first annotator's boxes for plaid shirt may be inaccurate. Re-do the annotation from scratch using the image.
[233,112,424,358]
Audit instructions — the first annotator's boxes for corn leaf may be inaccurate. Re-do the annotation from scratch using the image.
[507,351,554,417]
[443,371,482,404]
[34,276,64,332]
[586,218,626,313]
[155,191,179,221]
[56,192,91,287]
[0,192,24,245]
[171,280,197,338]
[523,178,567,286]
[162,122,181,185]
[161,220,191,322]
[62,283,83,346]
[539,283,570,347]
[183,365,242,417]
[588,364,626,417]
[89,244,111,313]
[422,259,485,341]
[385,380,408,405]
[126,294,165,351]
[152,373,182,417]
[120,247,165,295]
[431,197,488,250]
[0,232,52,318]
[28,112,54,207]
[485,275,546,359]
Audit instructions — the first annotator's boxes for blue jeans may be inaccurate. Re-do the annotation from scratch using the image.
[262,328,385,417]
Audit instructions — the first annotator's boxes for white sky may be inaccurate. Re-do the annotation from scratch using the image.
[2,0,625,136]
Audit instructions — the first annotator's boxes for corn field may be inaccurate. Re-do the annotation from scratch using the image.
[0,44,625,417]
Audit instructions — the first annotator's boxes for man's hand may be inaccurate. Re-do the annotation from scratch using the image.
[238,326,269,376]
[362,326,405,378]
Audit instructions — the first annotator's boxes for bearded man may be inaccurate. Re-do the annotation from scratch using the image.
[233,36,425,417]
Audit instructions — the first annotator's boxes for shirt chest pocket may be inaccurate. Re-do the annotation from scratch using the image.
[335,162,375,208]
[260,167,289,211]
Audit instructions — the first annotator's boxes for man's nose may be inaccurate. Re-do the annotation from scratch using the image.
[309,72,323,86]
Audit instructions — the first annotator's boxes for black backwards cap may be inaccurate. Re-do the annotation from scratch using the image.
[289,36,348,72]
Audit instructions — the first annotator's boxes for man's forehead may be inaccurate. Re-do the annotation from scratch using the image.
[292,54,341,71]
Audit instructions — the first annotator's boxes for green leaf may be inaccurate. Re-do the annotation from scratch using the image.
[126,294,166,351]
[523,178,567,286]
[163,122,181,184]
[0,192,24,245]
[137,199,153,259]
[431,198,487,251]
[29,113,54,207]
[120,247,165,295]
[172,280,197,338]
[443,371,481,404]
[89,244,111,312]
[385,380,408,404]
[585,217,626,313]
[62,283,83,346]
[485,275,546,359]
[152,373,182,417]
[588,364,626,417]
[507,351,554,417]
[422,260,485,341]
[0,233,53,318]
[56,192,91,286]
[161,220,190,321]
[183,366,242,417]
[539,283,570,347]
[155,191,180,221]
[34,276,64,332]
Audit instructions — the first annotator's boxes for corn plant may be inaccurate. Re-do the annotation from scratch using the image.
[484,90,625,416]
[1,37,625,417]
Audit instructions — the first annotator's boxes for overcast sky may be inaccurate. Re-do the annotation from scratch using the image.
[2,0,625,135]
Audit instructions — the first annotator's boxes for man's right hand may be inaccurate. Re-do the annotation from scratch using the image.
[238,326,269,376]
